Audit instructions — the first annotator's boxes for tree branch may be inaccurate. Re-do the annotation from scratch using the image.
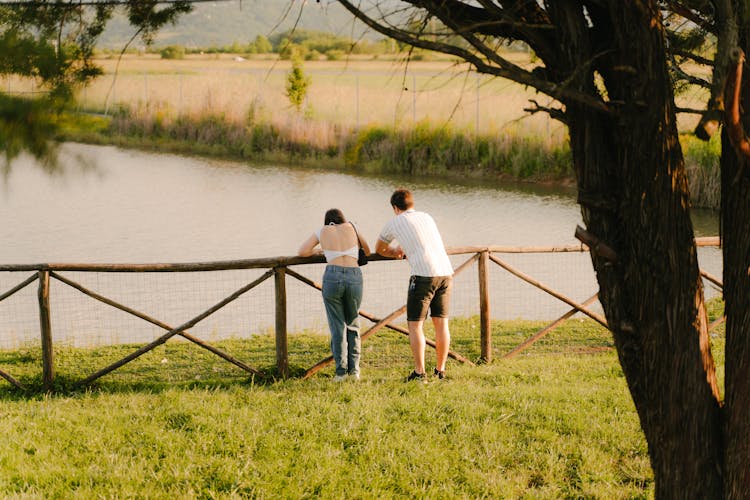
[694,0,737,140]
[524,99,566,123]
[723,48,750,161]
[335,0,610,115]
[663,1,716,34]
[672,48,714,67]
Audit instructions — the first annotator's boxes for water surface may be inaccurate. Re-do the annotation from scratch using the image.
[0,144,721,347]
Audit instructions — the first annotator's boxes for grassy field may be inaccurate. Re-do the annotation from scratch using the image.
[71,54,564,136]
[0,309,727,498]
[57,54,705,134]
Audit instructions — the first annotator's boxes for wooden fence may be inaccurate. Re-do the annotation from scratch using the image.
[0,237,722,391]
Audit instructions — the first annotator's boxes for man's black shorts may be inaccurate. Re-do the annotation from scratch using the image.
[406,275,453,321]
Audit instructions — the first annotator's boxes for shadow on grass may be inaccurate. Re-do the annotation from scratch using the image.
[0,363,313,400]
[0,315,628,399]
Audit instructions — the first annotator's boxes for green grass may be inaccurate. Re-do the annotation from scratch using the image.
[0,358,652,498]
[0,316,665,498]
[1,301,726,498]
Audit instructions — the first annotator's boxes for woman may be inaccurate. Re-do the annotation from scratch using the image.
[298,209,370,381]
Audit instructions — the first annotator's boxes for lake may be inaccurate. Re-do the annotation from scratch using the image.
[0,143,721,348]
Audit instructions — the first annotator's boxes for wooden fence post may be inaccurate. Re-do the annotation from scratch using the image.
[37,270,54,390]
[478,251,492,363]
[274,266,289,378]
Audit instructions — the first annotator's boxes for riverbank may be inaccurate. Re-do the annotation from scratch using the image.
[60,109,721,209]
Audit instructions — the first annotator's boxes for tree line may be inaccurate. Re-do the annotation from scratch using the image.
[128,29,411,61]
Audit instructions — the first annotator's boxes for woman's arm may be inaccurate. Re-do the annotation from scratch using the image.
[297,233,320,257]
[358,232,371,255]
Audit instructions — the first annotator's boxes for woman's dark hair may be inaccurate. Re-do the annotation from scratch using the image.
[390,188,414,211]
[324,208,346,225]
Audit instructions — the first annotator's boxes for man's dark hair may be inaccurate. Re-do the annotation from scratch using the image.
[390,189,414,211]
[324,208,346,225]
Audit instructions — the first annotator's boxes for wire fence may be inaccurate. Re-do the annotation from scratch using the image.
[0,240,723,390]
[2,57,706,135]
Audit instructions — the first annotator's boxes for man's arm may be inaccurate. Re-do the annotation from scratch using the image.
[376,239,404,259]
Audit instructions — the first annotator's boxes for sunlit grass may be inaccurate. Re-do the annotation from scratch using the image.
[0,315,662,498]
[0,297,727,498]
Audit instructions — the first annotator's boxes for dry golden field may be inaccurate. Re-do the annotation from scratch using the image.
[89,54,570,137]
[3,52,707,137]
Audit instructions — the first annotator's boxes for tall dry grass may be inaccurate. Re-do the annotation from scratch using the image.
[72,55,566,137]
[682,134,721,209]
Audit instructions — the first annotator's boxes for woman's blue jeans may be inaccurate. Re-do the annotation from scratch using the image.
[322,265,363,377]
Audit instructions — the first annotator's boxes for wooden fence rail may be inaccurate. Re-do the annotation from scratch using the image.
[0,238,722,391]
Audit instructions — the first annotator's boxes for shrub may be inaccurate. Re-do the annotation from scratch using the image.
[160,45,185,60]
[279,41,308,61]
[252,35,273,54]
[326,49,345,61]
[285,57,311,112]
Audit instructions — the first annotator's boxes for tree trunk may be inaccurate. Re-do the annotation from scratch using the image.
[554,3,724,497]
[721,123,750,500]
[721,29,750,499]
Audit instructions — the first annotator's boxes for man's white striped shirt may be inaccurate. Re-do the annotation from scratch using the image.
[379,209,453,277]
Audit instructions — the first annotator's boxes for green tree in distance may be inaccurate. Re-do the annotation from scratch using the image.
[252,34,272,54]
[285,55,310,112]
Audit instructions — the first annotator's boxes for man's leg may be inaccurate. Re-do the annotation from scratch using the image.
[407,320,426,375]
[432,317,450,372]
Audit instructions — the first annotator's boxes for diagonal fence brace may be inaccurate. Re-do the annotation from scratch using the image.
[502,293,601,359]
[74,269,275,388]
[0,273,39,391]
[0,273,38,303]
[0,274,38,390]
[0,368,25,390]
[488,254,608,328]
[700,269,723,290]
[303,305,407,379]
[50,271,263,379]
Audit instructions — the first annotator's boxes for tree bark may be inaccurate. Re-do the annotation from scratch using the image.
[721,29,750,499]
[721,115,750,500]
[554,3,723,497]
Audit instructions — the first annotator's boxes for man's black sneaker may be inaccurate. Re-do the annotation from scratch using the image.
[434,368,446,380]
[406,370,426,382]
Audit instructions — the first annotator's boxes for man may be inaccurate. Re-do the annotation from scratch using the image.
[376,188,453,381]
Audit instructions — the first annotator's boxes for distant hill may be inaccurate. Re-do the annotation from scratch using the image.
[97,1,380,50]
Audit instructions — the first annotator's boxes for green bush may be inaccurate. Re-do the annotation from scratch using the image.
[159,45,185,60]
[345,122,571,179]
[326,49,345,61]
[285,57,311,112]
[252,34,273,54]
[279,41,308,61]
